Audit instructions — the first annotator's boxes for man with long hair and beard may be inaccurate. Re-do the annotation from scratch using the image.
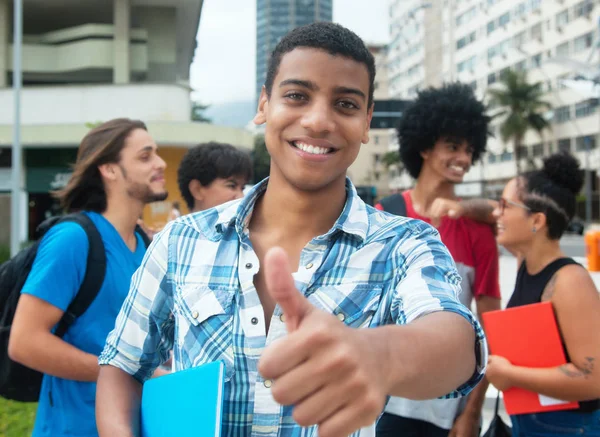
[9,118,168,437]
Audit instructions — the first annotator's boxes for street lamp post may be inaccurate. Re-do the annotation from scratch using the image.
[10,0,23,257]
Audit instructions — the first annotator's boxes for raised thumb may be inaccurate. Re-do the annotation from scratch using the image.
[264,247,312,332]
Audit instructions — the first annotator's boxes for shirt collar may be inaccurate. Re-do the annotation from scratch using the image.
[214,177,369,242]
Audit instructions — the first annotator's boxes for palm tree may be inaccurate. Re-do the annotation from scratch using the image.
[487,70,552,175]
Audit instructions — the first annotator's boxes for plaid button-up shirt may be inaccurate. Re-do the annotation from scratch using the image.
[99,178,487,437]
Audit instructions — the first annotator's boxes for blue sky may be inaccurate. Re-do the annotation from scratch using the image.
[190,0,390,106]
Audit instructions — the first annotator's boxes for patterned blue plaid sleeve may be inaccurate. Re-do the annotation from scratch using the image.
[387,219,487,398]
[99,223,175,383]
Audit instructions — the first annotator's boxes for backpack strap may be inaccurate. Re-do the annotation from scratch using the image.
[135,224,152,248]
[54,213,107,338]
[378,192,407,216]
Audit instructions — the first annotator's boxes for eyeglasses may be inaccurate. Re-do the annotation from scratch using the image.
[498,197,531,215]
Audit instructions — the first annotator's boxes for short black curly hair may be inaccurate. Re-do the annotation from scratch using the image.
[177,143,253,210]
[519,151,584,240]
[264,22,376,107]
[398,83,490,179]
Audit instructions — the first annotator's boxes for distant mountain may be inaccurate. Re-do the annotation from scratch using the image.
[204,100,257,129]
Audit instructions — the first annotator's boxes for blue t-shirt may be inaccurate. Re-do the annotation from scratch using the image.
[21,211,146,437]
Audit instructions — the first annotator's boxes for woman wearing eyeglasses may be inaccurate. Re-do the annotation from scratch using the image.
[485,151,600,436]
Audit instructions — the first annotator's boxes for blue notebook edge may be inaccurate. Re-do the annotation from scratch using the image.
[141,360,225,437]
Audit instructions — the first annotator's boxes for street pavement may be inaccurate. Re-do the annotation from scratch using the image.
[480,234,598,430]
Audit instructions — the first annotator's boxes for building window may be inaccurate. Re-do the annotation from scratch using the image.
[513,31,526,48]
[558,138,571,152]
[556,9,569,28]
[487,20,496,35]
[532,143,544,157]
[554,105,571,123]
[488,73,497,85]
[574,32,593,53]
[575,99,598,118]
[573,0,594,19]
[501,151,513,162]
[576,135,597,152]
[530,23,542,41]
[556,42,570,57]
[457,31,476,50]
[488,153,497,164]
[531,53,542,68]
[498,12,510,27]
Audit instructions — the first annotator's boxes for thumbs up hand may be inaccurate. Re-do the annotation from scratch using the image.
[258,247,388,437]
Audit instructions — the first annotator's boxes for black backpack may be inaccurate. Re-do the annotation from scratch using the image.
[0,213,150,402]
[377,192,407,216]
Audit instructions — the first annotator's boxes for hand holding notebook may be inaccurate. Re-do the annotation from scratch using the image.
[482,301,579,415]
[141,361,225,437]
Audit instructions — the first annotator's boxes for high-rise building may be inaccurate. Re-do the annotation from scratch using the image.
[388,0,600,214]
[255,0,332,103]
[0,0,254,245]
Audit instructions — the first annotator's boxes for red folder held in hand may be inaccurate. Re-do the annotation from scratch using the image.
[482,301,579,415]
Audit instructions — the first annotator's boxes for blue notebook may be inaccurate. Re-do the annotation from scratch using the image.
[141,361,225,437]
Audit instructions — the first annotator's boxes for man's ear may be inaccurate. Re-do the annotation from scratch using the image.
[188,179,204,202]
[253,86,269,126]
[98,164,118,181]
[361,103,374,144]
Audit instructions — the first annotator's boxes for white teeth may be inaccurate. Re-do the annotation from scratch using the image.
[294,141,331,155]
[450,165,465,172]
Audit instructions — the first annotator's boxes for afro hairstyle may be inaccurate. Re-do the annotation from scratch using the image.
[398,83,491,179]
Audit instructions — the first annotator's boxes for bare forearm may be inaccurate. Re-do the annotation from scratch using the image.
[462,377,489,418]
[96,365,142,437]
[507,362,600,401]
[9,332,98,382]
[460,199,497,225]
[379,312,476,399]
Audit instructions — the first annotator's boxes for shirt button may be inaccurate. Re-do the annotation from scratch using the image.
[264,379,272,388]
[245,263,253,269]
[192,311,199,319]
[336,313,346,322]
[305,262,314,269]
[251,317,259,325]
[279,314,286,323]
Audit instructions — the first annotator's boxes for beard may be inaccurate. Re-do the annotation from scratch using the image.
[119,164,168,204]
[127,182,168,204]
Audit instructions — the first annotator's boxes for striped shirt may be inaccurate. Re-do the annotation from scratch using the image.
[99,178,487,437]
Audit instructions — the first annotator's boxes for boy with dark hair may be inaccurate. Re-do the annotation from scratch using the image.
[97,24,486,437]
[376,83,501,437]
[177,142,253,212]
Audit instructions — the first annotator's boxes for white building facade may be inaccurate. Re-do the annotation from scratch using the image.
[388,0,600,206]
[0,0,254,244]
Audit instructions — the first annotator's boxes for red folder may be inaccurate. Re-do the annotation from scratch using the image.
[482,301,579,415]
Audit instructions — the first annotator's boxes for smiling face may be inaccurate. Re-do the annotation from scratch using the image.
[494,177,537,249]
[421,136,473,184]
[254,48,373,192]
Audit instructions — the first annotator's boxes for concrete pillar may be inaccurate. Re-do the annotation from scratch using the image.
[0,0,8,87]
[113,0,130,84]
